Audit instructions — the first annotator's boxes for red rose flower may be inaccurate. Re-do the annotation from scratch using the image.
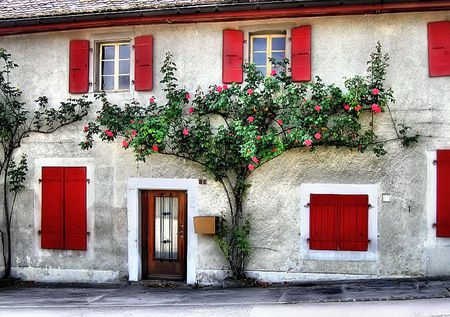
[371,103,382,113]
[185,93,190,100]
[131,130,138,137]
[314,132,322,140]
[344,105,350,111]
[303,139,312,147]
[315,105,321,111]
[256,135,261,140]
[122,140,129,148]
[149,97,155,103]
[271,69,277,76]
[247,89,253,95]
[83,126,89,132]
[248,164,255,171]
[372,88,380,95]
[216,86,223,93]
[130,119,135,124]
[277,119,283,125]
[105,130,114,137]
[355,105,362,111]
[223,84,228,90]
[183,128,189,136]
[152,145,159,152]
[248,116,255,123]
[189,107,194,114]
[251,157,259,164]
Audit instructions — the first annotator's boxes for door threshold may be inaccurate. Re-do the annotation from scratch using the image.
[140,279,189,288]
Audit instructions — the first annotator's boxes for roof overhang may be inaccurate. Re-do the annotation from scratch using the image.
[1,0,450,36]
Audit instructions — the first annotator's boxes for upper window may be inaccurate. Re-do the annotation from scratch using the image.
[99,42,131,91]
[250,34,286,76]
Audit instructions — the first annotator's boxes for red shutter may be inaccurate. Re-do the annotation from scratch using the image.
[69,40,89,93]
[41,167,64,249]
[134,35,153,91]
[309,194,338,250]
[64,167,87,250]
[437,150,450,237]
[222,30,244,84]
[428,22,450,77]
[339,195,369,251]
[291,25,311,82]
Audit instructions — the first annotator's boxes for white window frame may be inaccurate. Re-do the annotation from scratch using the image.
[299,183,378,262]
[98,42,131,92]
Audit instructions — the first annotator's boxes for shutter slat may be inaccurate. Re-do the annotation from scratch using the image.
[291,25,311,82]
[222,29,244,84]
[428,21,450,77]
[64,167,87,250]
[134,35,153,91]
[69,40,89,93]
[339,195,368,251]
[41,167,64,249]
[437,150,450,237]
[310,194,338,250]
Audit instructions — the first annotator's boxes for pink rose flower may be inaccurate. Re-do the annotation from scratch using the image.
[152,145,159,152]
[216,86,223,93]
[315,105,321,111]
[248,164,255,171]
[247,89,253,95]
[138,120,143,124]
[189,107,194,114]
[287,129,291,134]
[256,135,261,140]
[223,84,228,90]
[183,128,189,136]
[372,88,380,95]
[371,103,382,113]
[122,139,129,148]
[355,105,362,111]
[248,116,255,123]
[314,132,322,140]
[149,97,155,103]
[344,105,350,111]
[105,130,114,137]
[83,126,88,132]
[277,119,283,125]
[304,139,312,147]
[185,93,190,100]
[130,119,135,124]
[131,130,138,137]
[271,69,277,76]
[251,157,259,164]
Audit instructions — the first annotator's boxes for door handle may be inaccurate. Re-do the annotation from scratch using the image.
[178,224,184,237]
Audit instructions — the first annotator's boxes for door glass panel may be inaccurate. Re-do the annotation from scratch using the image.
[154,196,179,260]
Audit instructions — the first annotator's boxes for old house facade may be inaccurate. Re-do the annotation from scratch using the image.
[0,0,450,284]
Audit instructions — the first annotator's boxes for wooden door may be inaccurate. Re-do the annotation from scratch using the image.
[142,190,187,280]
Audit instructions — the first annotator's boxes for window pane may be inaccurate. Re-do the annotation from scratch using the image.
[272,37,286,51]
[102,61,114,75]
[119,44,130,59]
[119,75,130,90]
[101,76,114,90]
[253,37,267,51]
[272,52,285,62]
[253,52,267,66]
[119,60,130,75]
[256,67,267,75]
[102,45,115,60]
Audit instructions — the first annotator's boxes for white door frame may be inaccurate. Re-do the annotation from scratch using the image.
[127,178,199,284]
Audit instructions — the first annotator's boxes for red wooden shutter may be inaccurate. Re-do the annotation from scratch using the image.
[41,167,64,249]
[64,167,87,250]
[428,22,450,77]
[309,194,339,250]
[134,35,153,91]
[222,30,244,84]
[69,40,90,93]
[437,150,450,237]
[339,195,369,251]
[291,25,311,82]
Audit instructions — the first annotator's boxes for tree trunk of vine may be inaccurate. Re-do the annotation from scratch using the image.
[2,161,11,279]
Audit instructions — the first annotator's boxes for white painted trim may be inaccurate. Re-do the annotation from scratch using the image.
[299,183,378,262]
[12,266,120,283]
[426,150,450,247]
[127,178,199,284]
[33,158,95,259]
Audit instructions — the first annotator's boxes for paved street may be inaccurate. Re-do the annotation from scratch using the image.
[0,278,450,316]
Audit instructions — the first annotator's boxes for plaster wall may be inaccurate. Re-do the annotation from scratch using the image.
[0,11,449,284]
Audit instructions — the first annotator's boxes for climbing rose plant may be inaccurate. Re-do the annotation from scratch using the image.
[81,42,418,280]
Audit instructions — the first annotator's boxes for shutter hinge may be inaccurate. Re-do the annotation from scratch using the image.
[368,204,373,208]
[304,203,310,208]
[38,230,41,235]
[368,239,371,243]
[89,82,93,87]
[131,80,135,85]
[87,178,90,184]
[87,231,91,236]
[432,223,437,228]
[89,48,93,53]
[306,238,310,243]
[433,160,437,165]
[38,179,42,183]
[243,39,247,44]
[288,37,292,42]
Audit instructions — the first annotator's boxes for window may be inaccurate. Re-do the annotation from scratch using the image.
[309,194,369,251]
[428,21,450,77]
[41,167,87,250]
[99,42,130,91]
[250,34,286,76]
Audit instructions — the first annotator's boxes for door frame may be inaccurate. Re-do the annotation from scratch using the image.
[127,178,199,284]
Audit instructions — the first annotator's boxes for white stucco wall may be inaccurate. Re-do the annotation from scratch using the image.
[0,10,449,284]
